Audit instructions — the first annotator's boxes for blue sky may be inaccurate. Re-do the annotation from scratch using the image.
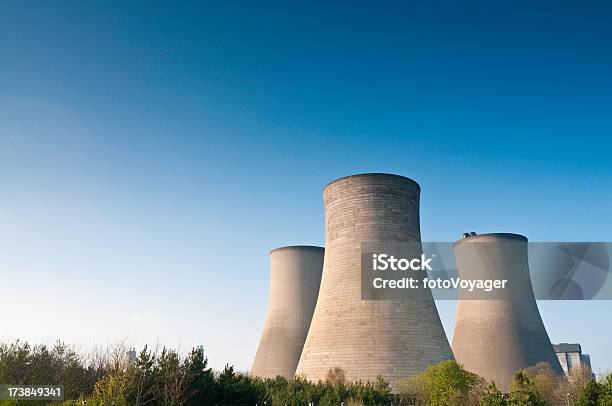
[1,1,611,375]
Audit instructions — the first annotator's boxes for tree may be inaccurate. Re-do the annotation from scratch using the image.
[480,382,507,406]
[216,364,265,405]
[265,375,316,406]
[507,371,546,406]
[552,368,591,405]
[522,362,560,405]
[183,347,216,405]
[347,376,391,405]
[91,371,130,405]
[318,380,347,406]
[576,379,600,406]
[325,367,346,385]
[399,360,484,406]
[156,348,186,405]
[0,340,99,400]
[129,345,157,406]
[598,374,612,406]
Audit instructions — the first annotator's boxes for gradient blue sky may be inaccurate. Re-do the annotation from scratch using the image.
[1,1,611,375]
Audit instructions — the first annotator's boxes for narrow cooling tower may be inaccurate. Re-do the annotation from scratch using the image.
[296,173,453,388]
[451,233,563,390]
[251,246,324,379]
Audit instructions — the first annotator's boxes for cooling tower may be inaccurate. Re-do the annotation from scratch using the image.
[451,233,563,390]
[251,245,324,379]
[296,173,453,388]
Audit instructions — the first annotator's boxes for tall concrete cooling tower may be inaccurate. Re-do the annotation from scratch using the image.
[296,173,453,388]
[251,245,324,379]
[452,233,563,390]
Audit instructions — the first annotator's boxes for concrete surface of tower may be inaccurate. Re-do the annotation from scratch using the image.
[296,173,453,388]
[251,246,324,379]
[451,233,563,390]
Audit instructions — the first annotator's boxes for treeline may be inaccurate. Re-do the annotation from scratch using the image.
[1,340,612,405]
[398,360,612,406]
[0,341,390,405]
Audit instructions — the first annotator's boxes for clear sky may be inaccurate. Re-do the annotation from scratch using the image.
[1,1,611,376]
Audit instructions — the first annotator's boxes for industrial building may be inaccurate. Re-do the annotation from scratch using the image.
[251,174,587,390]
[295,173,453,389]
[451,232,564,390]
[554,343,593,378]
[251,246,324,379]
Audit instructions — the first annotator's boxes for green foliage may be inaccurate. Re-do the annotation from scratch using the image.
[216,364,266,405]
[91,372,130,405]
[507,371,546,406]
[90,345,221,406]
[522,362,561,405]
[348,376,392,405]
[399,360,484,406]
[600,374,612,406]
[0,340,99,399]
[182,347,216,404]
[480,382,507,406]
[129,345,157,405]
[155,348,185,405]
[265,375,314,405]
[575,378,600,406]
[11,340,609,406]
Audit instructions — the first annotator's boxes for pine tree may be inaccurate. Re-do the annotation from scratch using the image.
[576,379,600,406]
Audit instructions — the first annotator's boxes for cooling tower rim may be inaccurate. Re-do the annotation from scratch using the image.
[269,245,325,255]
[454,232,527,247]
[323,173,421,192]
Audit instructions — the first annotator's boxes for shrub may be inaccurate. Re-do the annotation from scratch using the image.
[480,382,507,406]
[575,378,600,406]
[600,373,612,406]
[507,371,546,406]
[399,360,484,406]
